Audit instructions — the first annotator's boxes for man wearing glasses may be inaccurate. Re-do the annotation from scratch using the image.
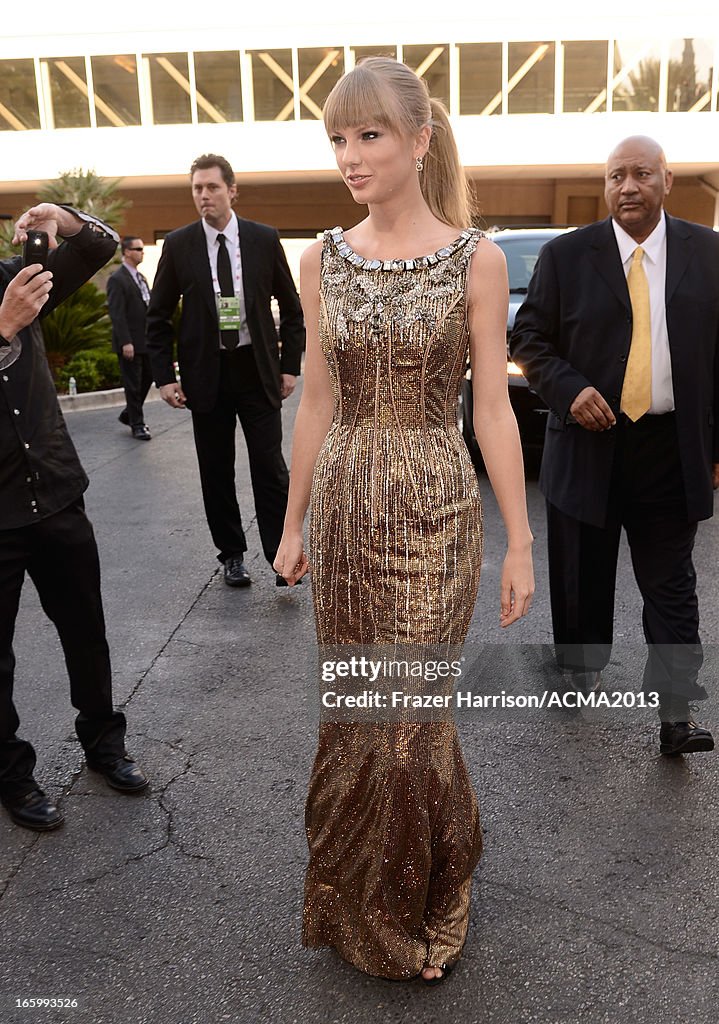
[107,237,153,440]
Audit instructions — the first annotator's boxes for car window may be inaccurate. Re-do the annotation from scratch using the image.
[494,236,553,293]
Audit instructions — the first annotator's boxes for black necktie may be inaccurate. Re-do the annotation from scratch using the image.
[216,233,239,351]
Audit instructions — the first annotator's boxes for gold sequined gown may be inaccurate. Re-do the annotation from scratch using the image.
[304,226,484,979]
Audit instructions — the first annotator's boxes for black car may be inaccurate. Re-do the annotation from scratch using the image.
[459,227,573,465]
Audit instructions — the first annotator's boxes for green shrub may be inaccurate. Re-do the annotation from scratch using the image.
[57,347,120,393]
[90,349,121,389]
[42,281,111,368]
[58,353,101,394]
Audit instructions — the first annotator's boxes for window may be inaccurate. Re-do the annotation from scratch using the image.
[508,42,555,114]
[458,43,502,114]
[0,59,40,129]
[612,41,663,111]
[194,51,243,123]
[45,57,91,128]
[668,38,714,111]
[250,49,294,121]
[403,44,449,107]
[145,53,192,124]
[298,48,344,120]
[562,41,608,113]
[91,55,141,126]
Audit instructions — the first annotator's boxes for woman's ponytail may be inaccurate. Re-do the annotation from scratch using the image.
[422,98,477,230]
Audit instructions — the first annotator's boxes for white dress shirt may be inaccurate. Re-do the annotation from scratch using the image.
[201,214,252,349]
[122,259,150,303]
[612,212,675,414]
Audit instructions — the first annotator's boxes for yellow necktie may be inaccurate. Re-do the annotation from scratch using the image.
[621,246,652,421]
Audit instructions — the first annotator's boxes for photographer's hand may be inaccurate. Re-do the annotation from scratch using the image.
[0,266,54,338]
[13,204,83,247]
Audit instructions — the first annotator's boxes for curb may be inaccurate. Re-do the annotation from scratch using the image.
[59,387,162,413]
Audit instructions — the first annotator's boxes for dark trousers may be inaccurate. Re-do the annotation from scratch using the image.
[191,347,289,565]
[0,500,126,800]
[118,351,153,427]
[547,413,704,708]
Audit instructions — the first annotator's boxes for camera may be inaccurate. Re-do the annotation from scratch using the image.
[22,230,49,272]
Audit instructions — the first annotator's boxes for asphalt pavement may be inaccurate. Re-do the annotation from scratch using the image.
[1,387,718,1024]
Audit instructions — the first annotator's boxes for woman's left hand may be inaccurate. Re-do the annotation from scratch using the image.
[499,545,535,627]
[273,531,310,586]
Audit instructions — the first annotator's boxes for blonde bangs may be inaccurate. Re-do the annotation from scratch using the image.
[322,57,475,229]
[323,61,409,136]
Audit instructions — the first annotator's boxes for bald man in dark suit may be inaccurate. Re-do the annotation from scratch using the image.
[511,136,719,757]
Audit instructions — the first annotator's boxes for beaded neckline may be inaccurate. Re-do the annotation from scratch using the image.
[328,225,477,273]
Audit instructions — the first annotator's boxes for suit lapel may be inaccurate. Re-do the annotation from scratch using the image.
[665,214,693,306]
[587,217,630,312]
[122,264,148,305]
[237,215,256,316]
[188,220,218,320]
[121,263,140,292]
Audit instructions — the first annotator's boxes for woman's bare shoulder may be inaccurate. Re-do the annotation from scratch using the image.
[468,234,507,287]
[473,234,507,269]
[300,238,324,275]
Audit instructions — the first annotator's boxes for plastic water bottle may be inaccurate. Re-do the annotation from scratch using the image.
[68,376,77,397]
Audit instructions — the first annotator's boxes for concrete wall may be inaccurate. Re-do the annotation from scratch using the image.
[3,177,713,243]
[126,176,718,232]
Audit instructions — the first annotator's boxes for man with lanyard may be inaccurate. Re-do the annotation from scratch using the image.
[147,154,305,587]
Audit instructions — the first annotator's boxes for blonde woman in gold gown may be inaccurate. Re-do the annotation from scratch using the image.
[274,58,534,984]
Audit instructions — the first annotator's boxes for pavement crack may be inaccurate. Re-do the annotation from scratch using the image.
[118,571,222,710]
[132,731,205,757]
[21,747,213,897]
[156,743,215,864]
[0,835,40,902]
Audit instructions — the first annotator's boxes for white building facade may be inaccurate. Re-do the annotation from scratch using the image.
[2,4,718,247]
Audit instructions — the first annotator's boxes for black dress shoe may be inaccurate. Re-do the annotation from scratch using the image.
[118,409,129,425]
[561,669,603,695]
[224,557,252,587]
[2,789,65,831]
[276,573,303,587]
[87,755,149,792]
[660,720,715,756]
[132,424,152,440]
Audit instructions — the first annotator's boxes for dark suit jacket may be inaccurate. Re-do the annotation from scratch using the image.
[146,215,305,413]
[107,264,149,353]
[510,214,719,528]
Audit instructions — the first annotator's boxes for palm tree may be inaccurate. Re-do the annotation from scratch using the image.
[0,219,17,260]
[1,168,131,259]
[0,169,130,389]
[37,168,130,230]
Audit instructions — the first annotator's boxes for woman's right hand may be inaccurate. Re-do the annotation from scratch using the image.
[273,531,309,586]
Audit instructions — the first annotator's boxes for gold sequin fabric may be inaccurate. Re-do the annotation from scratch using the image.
[304,227,484,979]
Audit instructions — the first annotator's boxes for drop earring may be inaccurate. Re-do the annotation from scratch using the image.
[416,156,424,172]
